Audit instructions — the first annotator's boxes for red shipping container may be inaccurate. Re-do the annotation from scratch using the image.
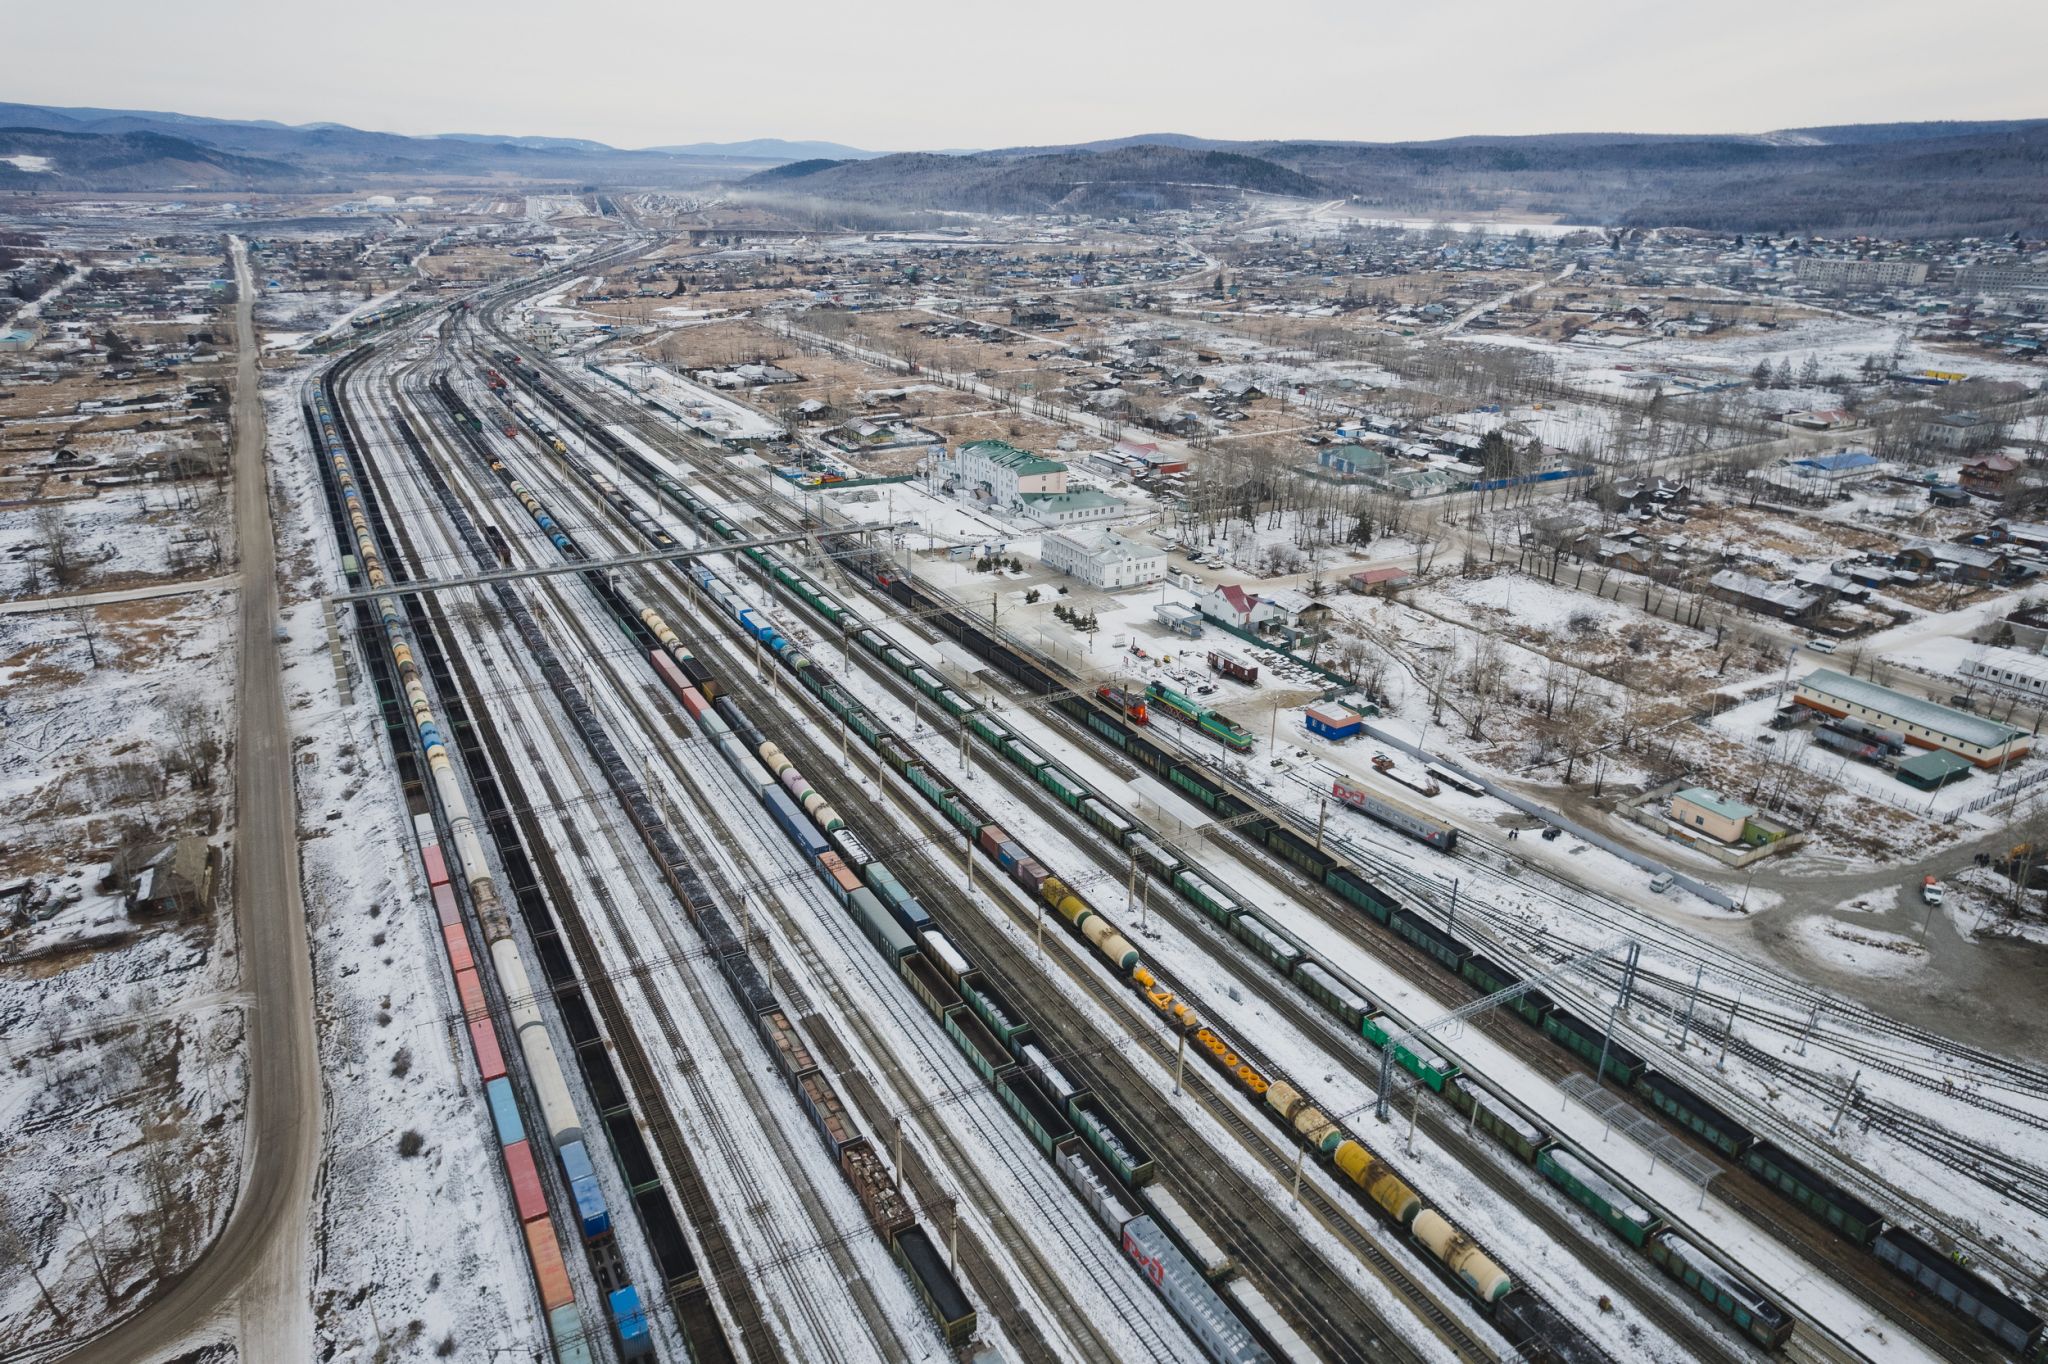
[679,686,711,719]
[976,825,1009,859]
[454,966,487,1022]
[442,923,474,974]
[470,1017,507,1082]
[421,845,451,888]
[650,650,691,704]
[503,1139,547,1221]
[524,1218,575,1311]
[432,884,461,927]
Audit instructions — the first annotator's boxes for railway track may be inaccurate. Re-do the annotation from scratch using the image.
[417,353,1173,1362]
[332,341,779,1361]
[393,354,947,1362]
[479,328,1514,1364]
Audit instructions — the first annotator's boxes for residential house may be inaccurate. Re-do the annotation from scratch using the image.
[1789,450,1883,484]
[1708,569,1820,621]
[1959,453,2021,496]
[1896,538,2006,582]
[112,836,216,916]
[1347,565,1413,595]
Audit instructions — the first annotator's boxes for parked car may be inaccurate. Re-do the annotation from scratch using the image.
[1649,873,1676,895]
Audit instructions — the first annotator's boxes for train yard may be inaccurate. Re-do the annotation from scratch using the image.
[285,240,2048,1364]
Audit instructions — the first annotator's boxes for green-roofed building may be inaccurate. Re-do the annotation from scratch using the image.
[1895,749,1974,791]
[940,439,1070,508]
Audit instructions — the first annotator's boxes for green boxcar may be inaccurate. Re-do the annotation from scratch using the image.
[1537,1148,1663,1247]
[935,793,980,837]
[1233,912,1302,973]
[1002,739,1049,776]
[1068,1094,1155,1186]
[1444,1079,1550,1165]
[1294,961,1368,1031]
[849,709,882,744]
[909,667,946,700]
[1085,711,1130,748]
[1039,765,1090,808]
[943,1007,1013,1085]
[996,1071,1074,1158]
[969,713,1011,746]
[1397,1041,1459,1093]
[1167,766,1225,810]
[906,764,950,805]
[1648,1232,1795,1350]
[1173,870,1240,928]
[937,689,975,719]
[1741,1141,1881,1246]
[961,974,1035,1052]
[1326,866,1397,924]
[1080,798,1133,845]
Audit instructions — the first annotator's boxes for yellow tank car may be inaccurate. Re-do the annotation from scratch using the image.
[1334,1140,1421,1225]
[1039,876,1092,927]
[1412,1210,1512,1303]
[1265,1081,1302,1121]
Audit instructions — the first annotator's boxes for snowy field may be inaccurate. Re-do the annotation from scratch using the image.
[0,588,242,1343]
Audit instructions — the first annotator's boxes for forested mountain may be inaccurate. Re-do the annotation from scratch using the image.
[743,146,1325,213]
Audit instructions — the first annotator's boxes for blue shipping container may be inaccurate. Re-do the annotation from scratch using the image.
[485,1076,525,1146]
[559,1139,611,1238]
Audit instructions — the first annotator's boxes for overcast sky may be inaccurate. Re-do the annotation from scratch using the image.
[12,0,2046,150]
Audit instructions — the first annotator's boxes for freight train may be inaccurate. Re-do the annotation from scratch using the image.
[435,379,981,1349]
[311,383,647,1363]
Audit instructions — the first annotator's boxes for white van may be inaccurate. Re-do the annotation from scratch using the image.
[1807,637,1838,654]
[1648,872,1675,895]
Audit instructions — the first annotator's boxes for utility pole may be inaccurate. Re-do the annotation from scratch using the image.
[1795,998,1822,1056]
[1677,963,1704,1050]
[1829,1069,1862,1136]
[1716,986,1744,1071]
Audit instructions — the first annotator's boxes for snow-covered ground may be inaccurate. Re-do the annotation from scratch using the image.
[263,372,534,1358]
[0,589,243,1341]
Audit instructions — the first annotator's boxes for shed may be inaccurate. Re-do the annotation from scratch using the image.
[1895,750,1974,791]
[1669,788,1755,844]
[115,836,216,916]
[1305,705,1363,741]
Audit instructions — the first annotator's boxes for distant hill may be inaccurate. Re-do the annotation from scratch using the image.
[0,102,781,188]
[0,127,297,190]
[744,146,1324,213]
[962,121,2048,235]
[3,101,2045,233]
[644,138,882,162]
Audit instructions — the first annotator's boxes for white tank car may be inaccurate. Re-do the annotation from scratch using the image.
[492,939,581,1150]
